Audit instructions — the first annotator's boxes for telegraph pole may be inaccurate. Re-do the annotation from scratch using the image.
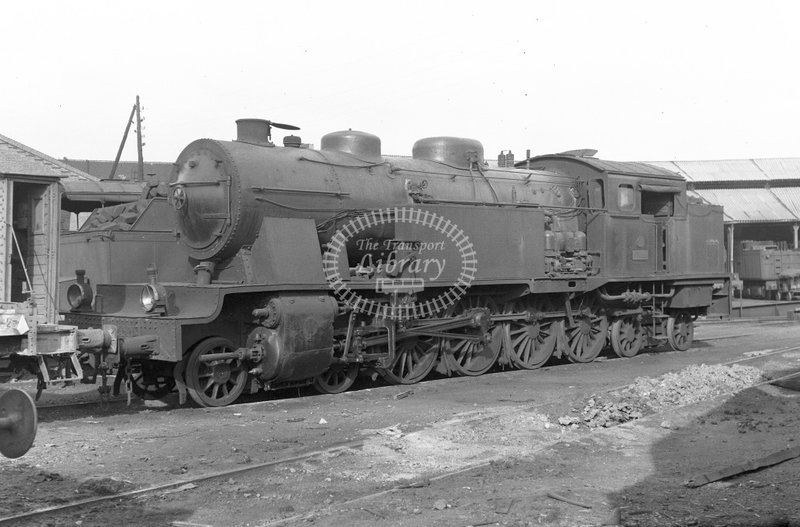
[135,95,144,182]
[109,96,145,181]
[110,104,136,180]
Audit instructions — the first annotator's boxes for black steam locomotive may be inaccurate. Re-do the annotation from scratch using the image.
[61,119,731,407]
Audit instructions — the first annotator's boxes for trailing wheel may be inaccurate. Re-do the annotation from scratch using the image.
[185,337,248,407]
[610,316,645,358]
[504,297,557,369]
[442,296,502,376]
[312,364,359,394]
[380,337,439,385]
[565,297,608,363]
[667,312,694,351]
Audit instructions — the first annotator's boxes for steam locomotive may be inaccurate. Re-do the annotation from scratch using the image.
[60,119,732,407]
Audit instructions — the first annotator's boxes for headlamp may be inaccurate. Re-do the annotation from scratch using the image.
[139,264,167,314]
[67,270,93,310]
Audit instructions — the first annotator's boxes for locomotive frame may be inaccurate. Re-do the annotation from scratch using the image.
[59,119,732,407]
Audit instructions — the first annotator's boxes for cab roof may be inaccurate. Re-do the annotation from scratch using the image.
[519,153,684,181]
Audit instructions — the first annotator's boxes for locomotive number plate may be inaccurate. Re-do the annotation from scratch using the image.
[632,249,649,261]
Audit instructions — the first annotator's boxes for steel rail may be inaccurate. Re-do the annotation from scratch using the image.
[0,440,364,525]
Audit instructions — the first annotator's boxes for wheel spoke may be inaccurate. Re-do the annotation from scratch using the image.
[520,339,531,362]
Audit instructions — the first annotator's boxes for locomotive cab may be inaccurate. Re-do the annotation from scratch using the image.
[525,153,725,279]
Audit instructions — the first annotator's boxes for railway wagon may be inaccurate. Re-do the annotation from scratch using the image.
[736,240,800,300]
[0,170,90,458]
[60,119,731,407]
[0,171,82,394]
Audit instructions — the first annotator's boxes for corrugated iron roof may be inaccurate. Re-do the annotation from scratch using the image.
[0,132,97,181]
[647,159,767,182]
[645,158,800,183]
[691,188,799,223]
[767,186,800,219]
[752,158,800,179]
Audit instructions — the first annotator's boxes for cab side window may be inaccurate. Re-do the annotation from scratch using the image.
[618,184,636,212]
[588,179,605,208]
[641,191,674,216]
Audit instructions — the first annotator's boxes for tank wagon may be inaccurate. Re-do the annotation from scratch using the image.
[60,119,731,407]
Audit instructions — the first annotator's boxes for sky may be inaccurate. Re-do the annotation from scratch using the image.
[2,1,799,164]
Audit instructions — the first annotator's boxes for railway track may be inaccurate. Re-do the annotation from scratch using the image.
[11,322,793,417]
[0,441,363,525]
[3,342,798,526]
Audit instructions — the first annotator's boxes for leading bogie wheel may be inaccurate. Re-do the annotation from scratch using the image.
[185,337,248,407]
[667,312,694,351]
[610,316,645,358]
[129,361,176,400]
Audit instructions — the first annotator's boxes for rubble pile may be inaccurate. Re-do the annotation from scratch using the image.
[561,363,764,429]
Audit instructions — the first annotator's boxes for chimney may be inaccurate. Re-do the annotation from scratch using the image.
[235,119,273,146]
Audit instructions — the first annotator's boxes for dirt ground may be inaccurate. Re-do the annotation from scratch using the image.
[1,320,800,527]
